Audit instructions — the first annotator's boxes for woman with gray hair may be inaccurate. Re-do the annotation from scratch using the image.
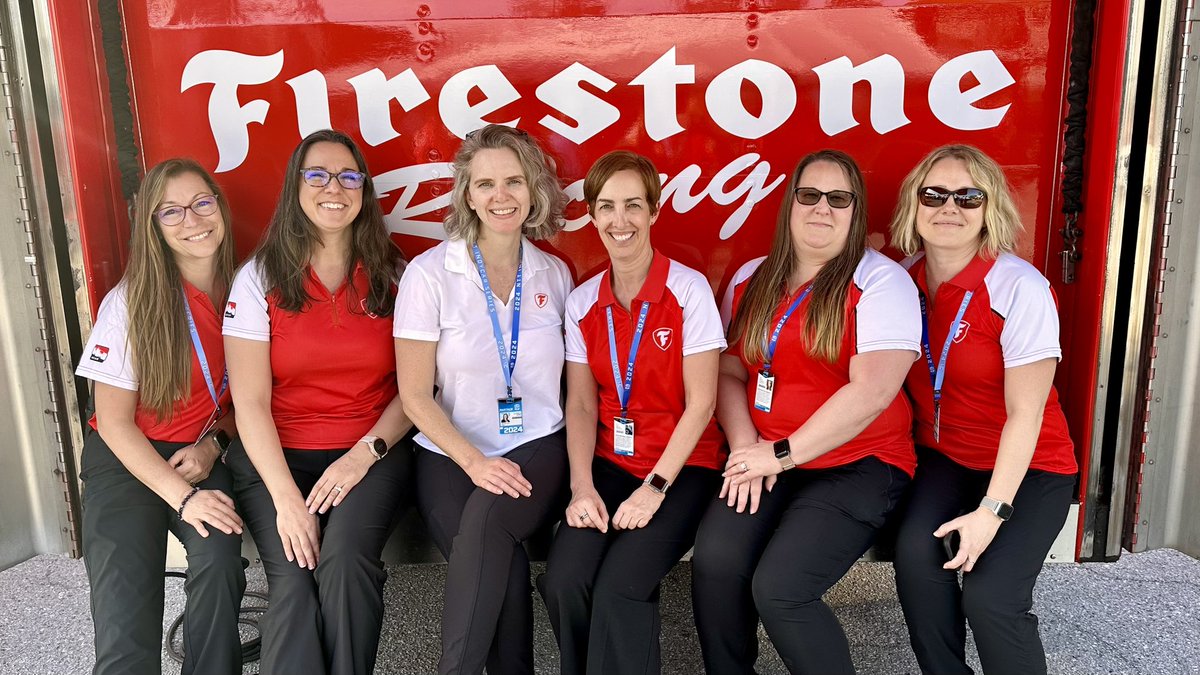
[395,124,574,675]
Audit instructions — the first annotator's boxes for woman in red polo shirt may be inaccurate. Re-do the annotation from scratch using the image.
[691,149,921,675]
[223,129,412,675]
[537,151,725,675]
[889,145,1076,675]
[76,158,245,675]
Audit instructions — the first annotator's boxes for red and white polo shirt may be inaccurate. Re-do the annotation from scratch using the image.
[724,250,921,476]
[903,253,1076,474]
[566,251,727,479]
[223,257,398,450]
[76,280,232,442]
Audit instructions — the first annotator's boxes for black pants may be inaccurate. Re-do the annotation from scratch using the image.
[416,430,568,675]
[81,430,246,675]
[227,438,413,675]
[691,456,909,675]
[893,448,1074,675]
[537,457,719,675]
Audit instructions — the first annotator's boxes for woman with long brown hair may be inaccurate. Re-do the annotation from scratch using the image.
[690,150,921,674]
[77,158,245,675]
[223,129,411,674]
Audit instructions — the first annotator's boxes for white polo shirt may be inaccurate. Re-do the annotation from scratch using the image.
[394,237,574,457]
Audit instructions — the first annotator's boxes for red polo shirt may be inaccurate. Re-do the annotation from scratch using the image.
[77,280,233,442]
[904,253,1076,475]
[724,250,921,476]
[565,251,727,479]
[223,257,397,450]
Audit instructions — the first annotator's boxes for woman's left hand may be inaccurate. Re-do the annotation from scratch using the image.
[307,444,376,514]
[723,441,780,486]
[168,439,221,484]
[612,485,665,530]
[935,507,1004,572]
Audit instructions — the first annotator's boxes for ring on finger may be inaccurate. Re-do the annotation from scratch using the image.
[580,512,590,521]
[739,461,749,473]
[332,485,344,493]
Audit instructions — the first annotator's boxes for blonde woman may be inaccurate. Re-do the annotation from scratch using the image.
[889,145,1076,675]
[395,124,573,675]
[77,158,245,675]
[691,150,921,675]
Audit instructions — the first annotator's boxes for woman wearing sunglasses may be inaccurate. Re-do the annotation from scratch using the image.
[537,151,725,675]
[889,145,1076,675]
[223,129,412,674]
[394,124,573,675]
[76,159,245,674]
[691,149,921,675]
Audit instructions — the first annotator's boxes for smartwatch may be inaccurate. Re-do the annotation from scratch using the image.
[644,473,670,494]
[210,429,232,462]
[360,435,389,461]
[774,438,796,471]
[980,496,1014,521]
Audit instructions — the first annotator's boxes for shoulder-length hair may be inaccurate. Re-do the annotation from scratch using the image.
[443,124,566,243]
[253,129,401,315]
[125,158,237,419]
[729,150,869,364]
[583,150,662,215]
[889,144,1023,258]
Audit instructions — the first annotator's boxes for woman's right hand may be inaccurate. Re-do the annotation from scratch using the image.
[566,486,609,532]
[718,474,777,514]
[464,455,532,498]
[276,494,321,569]
[179,489,244,538]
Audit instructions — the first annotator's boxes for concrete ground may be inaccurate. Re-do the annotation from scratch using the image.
[0,548,1197,674]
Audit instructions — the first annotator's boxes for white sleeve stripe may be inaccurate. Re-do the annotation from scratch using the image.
[221,326,271,341]
[395,329,440,341]
[857,339,921,354]
[75,367,138,390]
[1004,349,1062,368]
[565,353,589,364]
[682,339,727,356]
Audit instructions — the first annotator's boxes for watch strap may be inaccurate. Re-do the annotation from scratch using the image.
[360,435,387,461]
[644,473,669,494]
[773,438,796,471]
[980,495,1014,521]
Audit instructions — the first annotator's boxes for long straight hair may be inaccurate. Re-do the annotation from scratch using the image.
[254,129,401,315]
[125,159,237,418]
[729,150,869,364]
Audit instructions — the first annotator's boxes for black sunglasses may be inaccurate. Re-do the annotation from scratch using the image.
[794,187,856,209]
[918,186,987,209]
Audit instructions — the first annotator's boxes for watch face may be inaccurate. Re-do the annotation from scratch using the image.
[371,438,388,457]
[213,429,231,451]
[774,439,790,459]
[647,473,668,492]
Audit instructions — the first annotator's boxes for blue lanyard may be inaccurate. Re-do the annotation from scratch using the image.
[763,285,811,370]
[606,300,651,417]
[472,243,523,401]
[182,290,228,413]
[919,290,973,405]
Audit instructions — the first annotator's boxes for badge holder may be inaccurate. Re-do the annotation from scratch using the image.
[498,396,525,435]
[755,369,775,412]
[613,413,635,456]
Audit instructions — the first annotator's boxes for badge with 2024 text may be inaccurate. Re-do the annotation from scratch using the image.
[498,398,524,435]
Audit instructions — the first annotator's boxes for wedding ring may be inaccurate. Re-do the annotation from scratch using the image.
[739,462,749,473]
[332,485,344,493]
[580,512,590,521]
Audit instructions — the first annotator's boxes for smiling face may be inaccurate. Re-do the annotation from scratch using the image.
[156,171,225,266]
[916,157,986,257]
[789,160,854,263]
[298,140,363,239]
[592,169,658,266]
[466,147,531,241]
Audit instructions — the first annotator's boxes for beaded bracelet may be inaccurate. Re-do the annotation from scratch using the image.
[177,486,200,520]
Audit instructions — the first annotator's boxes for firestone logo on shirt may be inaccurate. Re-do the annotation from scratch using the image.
[224,301,237,319]
[953,321,971,344]
[90,345,110,363]
[534,293,548,308]
[653,328,673,351]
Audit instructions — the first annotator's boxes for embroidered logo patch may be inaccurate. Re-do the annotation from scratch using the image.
[90,345,110,363]
[535,293,548,308]
[224,302,237,319]
[653,328,673,351]
[953,320,971,344]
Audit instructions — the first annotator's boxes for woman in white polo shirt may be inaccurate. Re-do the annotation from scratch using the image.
[394,124,573,675]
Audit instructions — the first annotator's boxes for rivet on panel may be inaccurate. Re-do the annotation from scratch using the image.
[419,42,435,60]
[1148,459,1155,465]
[1161,333,1168,338]
[1185,128,1192,134]
[417,5,431,18]
[1169,266,1176,272]
[747,35,759,48]
[418,21,433,35]
[746,14,759,28]
[1177,198,1184,203]
[431,186,442,196]
[428,149,442,161]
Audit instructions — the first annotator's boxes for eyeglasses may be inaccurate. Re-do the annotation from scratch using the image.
[918,186,987,209]
[794,187,856,209]
[154,194,219,226]
[301,168,366,190]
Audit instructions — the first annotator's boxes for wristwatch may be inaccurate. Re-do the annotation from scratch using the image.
[209,429,232,462]
[774,438,796,471]
[980,495,1014,521]
[360,435,389,461]
[644,473,670,494]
